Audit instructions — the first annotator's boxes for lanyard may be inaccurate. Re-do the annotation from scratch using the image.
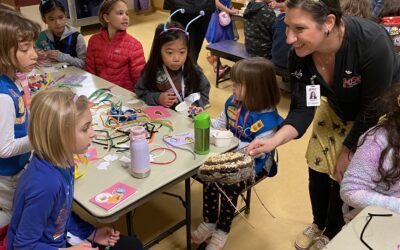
[234,104,249,139]
[162,64,185,103]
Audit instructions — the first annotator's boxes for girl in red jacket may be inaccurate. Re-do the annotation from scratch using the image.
[85,0,145,92]
[135,22,210,112]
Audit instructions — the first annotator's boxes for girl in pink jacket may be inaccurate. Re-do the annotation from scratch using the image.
[85,0,145,92]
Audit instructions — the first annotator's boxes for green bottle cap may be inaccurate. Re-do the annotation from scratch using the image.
[194,112,210,129]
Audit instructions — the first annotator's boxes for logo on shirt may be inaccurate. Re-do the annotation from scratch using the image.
[250,120,264,133]
[342,72,361,88]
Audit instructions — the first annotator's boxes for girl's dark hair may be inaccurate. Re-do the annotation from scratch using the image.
[140,22,200,95]
[378,0,400,19]
[39,0,66,18]
[360,83,400,190]
[230,57,280,112]
[341,0,371,18]
[286,0,342,26]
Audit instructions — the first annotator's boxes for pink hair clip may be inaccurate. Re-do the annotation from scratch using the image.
[73,95,79,103]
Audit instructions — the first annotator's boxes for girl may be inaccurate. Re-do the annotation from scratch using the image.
[341,83,400,218]
[86,0,146,92]
[6,88,143,250]
[134,22,210,111]
[191,58,282,250]
[0,10,39,228]
[36,0,87,68]
[206,0,239,75]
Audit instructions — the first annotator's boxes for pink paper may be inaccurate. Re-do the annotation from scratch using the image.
[89,182,137,211]
[145,106,171,119]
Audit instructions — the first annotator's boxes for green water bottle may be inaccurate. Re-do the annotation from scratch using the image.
[194,112,210,155]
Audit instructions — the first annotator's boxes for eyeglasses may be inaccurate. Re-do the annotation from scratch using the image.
[360,213,392,250]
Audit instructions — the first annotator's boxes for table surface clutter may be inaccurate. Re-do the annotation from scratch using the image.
[326,206,400,250]
[29,63,238,249]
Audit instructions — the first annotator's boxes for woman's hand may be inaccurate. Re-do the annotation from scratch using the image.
[91,227,120,247]
[335,146,353,183]
[247,138,275,156]
[159,92,177,108]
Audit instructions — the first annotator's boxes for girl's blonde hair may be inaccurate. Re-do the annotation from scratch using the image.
[0,10,40,78]
[341,0,372,18]
[99,0,128,27]
[230,57,281,112]
[29,88,89,168]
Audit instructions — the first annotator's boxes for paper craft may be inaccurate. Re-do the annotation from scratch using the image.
[89,182,137,211]
[164,132,194,147]
[60,75,87,85]
[97,162,110,170]
[83,148,98,162]
[145,106,171,119]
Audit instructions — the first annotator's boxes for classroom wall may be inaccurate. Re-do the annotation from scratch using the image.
[152,0,164,9]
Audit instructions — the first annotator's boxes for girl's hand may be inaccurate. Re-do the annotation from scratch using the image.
[36,49,47,60]
[61,242,98,249]
[46,50,59,59]
[159,92,177,108]
[230,7,239,14]
[335,146,353,183]
[92,227,120,247]
[188,105,203,116]
[247,138,274,156]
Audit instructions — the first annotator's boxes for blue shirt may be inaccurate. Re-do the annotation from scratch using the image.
[0,74,30,176]
[7,155,94,250]
[224,96,283,174]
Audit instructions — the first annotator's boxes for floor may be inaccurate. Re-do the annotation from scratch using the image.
[77,10,314,250]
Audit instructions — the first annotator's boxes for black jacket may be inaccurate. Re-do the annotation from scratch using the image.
[163,0,215,15]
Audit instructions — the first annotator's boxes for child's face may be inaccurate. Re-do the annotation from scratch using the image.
[73,109,95,155]
[14,41,38,73]
[43,8,67,37]
[161,38,188,71]
[232,82,245,101]
[104,1,129,31]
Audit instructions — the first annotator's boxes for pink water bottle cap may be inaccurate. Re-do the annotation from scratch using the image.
[130,126,146,140]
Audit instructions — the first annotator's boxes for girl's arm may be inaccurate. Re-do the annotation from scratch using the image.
[129,41,146,88]
[85,37,96,74]
[0,94,31,158]
[12,184,58,250]
[215,0,238,14]
[211,111,227,129]
[56,34,86,69]
[341,130,400,214]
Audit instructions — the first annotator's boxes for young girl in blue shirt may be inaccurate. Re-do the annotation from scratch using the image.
[192,58,283,250]
[7,88,143,250]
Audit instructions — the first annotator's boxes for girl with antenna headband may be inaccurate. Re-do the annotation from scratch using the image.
[135,10,210,114]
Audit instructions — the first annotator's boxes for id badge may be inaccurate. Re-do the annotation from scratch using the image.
[306,85,321,107]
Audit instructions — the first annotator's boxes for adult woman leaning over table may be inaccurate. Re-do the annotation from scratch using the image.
[247,0,400,249]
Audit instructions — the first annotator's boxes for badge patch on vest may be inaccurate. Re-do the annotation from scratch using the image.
[250,120,264,133]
